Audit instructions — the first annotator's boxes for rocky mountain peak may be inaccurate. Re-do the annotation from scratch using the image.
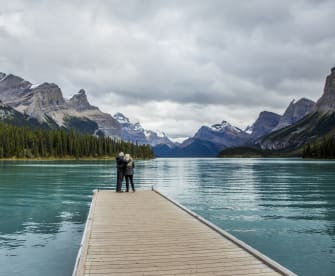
[33,82,58,90]
[16,82,67,123]
[68,89,98,112]
[145,129,167,138]
[0,73,31,89]
[316,67,335,112]
[133,121,144,131]
[249,111,281,139]
[209,120,242,133]
[144,129,174,147]
[113,112,130,124]
[31,82,65,106]
[112,112,174,146]
[0,73,33,107]
[78,89,86,95]
[189,119,249,151]
[273,98,315,131]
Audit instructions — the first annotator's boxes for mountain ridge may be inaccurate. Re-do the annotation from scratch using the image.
[2,68,334,157]
[113,112,174,146]
[154,94,317,157]
[258,67,335,151]
[0,72,172,145]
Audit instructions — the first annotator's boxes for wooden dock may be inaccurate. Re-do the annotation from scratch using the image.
[73,190,295,276]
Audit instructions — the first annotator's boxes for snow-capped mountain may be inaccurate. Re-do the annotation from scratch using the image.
[113,112,174,146]
[193,120,249,147]
[113,112,147,144]
[144,129,175,147]
[153,120,250,157]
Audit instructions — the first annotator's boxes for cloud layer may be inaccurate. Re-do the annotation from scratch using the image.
[1,0,334,138]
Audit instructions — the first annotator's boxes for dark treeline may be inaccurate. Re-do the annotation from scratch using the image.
[0,123,154,159]
[302,136,335,159]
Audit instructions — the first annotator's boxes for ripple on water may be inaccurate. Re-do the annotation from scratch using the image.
[0,158,335,276]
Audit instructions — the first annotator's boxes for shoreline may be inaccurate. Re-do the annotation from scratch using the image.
[0,156,154,161]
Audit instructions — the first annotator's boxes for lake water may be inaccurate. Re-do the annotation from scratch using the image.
[0,158,334,276]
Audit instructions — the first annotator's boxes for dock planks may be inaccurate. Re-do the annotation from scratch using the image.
[73,190,295,276]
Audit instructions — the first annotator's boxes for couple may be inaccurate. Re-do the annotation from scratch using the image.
[115,152,135,192]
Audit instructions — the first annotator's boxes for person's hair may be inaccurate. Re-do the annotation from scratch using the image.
[118,152,124,157]
[125,153,132,161]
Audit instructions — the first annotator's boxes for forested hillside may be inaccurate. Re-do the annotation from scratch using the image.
[302,136,335,159]
[0,123,154,159]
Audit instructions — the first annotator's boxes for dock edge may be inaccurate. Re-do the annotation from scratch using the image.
[153,187,297,276]
[72,189,99,276]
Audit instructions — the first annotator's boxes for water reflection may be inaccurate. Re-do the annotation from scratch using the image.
[0,159,335,276]
[140,158,335,276]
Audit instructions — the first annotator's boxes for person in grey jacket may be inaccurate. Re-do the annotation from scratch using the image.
[124,154,135,192]
[116,152,128,192]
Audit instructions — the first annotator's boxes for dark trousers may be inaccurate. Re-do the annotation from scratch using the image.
[116,170,124,191]
[125,175,135,192]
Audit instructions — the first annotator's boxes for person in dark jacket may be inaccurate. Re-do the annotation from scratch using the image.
[124,153,135,192]
[115,152,127,192]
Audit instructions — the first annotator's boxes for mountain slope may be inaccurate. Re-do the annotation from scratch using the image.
[246,111,281,139]
[0,101,52,129]
[0,73,121,137]
[0,74,32,107]
[154,138,222,157]
[154,120,250,157]
[315,67,335,112]
[272,98,315,131]
[259,67,335,150]
[193,121,250,147]
[113,112,174,146]
[259,112,335,150]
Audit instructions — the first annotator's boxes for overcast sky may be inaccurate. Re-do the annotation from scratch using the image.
[1,0,334,140]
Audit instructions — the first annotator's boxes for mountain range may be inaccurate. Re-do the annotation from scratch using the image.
[0,72,173,146]
[112,112,174,147]
[154,95,317,157]
[157,67,335,157]
[257,67,335,151]
[1,67,335,157]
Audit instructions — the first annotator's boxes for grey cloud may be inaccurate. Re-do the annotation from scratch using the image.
[0,0,334,137]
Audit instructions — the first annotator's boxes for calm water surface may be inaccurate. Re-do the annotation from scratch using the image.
[0,158,334,276]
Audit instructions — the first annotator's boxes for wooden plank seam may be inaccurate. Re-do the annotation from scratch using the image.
[152,187,296,276]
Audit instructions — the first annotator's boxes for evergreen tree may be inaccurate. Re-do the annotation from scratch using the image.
[303,135,335,159]
[0,123,154,159]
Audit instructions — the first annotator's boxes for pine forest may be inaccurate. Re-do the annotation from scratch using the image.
[302,136,335,159]
[0,123,154,159]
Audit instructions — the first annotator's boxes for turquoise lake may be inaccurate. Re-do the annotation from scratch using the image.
[0,158,334,276]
